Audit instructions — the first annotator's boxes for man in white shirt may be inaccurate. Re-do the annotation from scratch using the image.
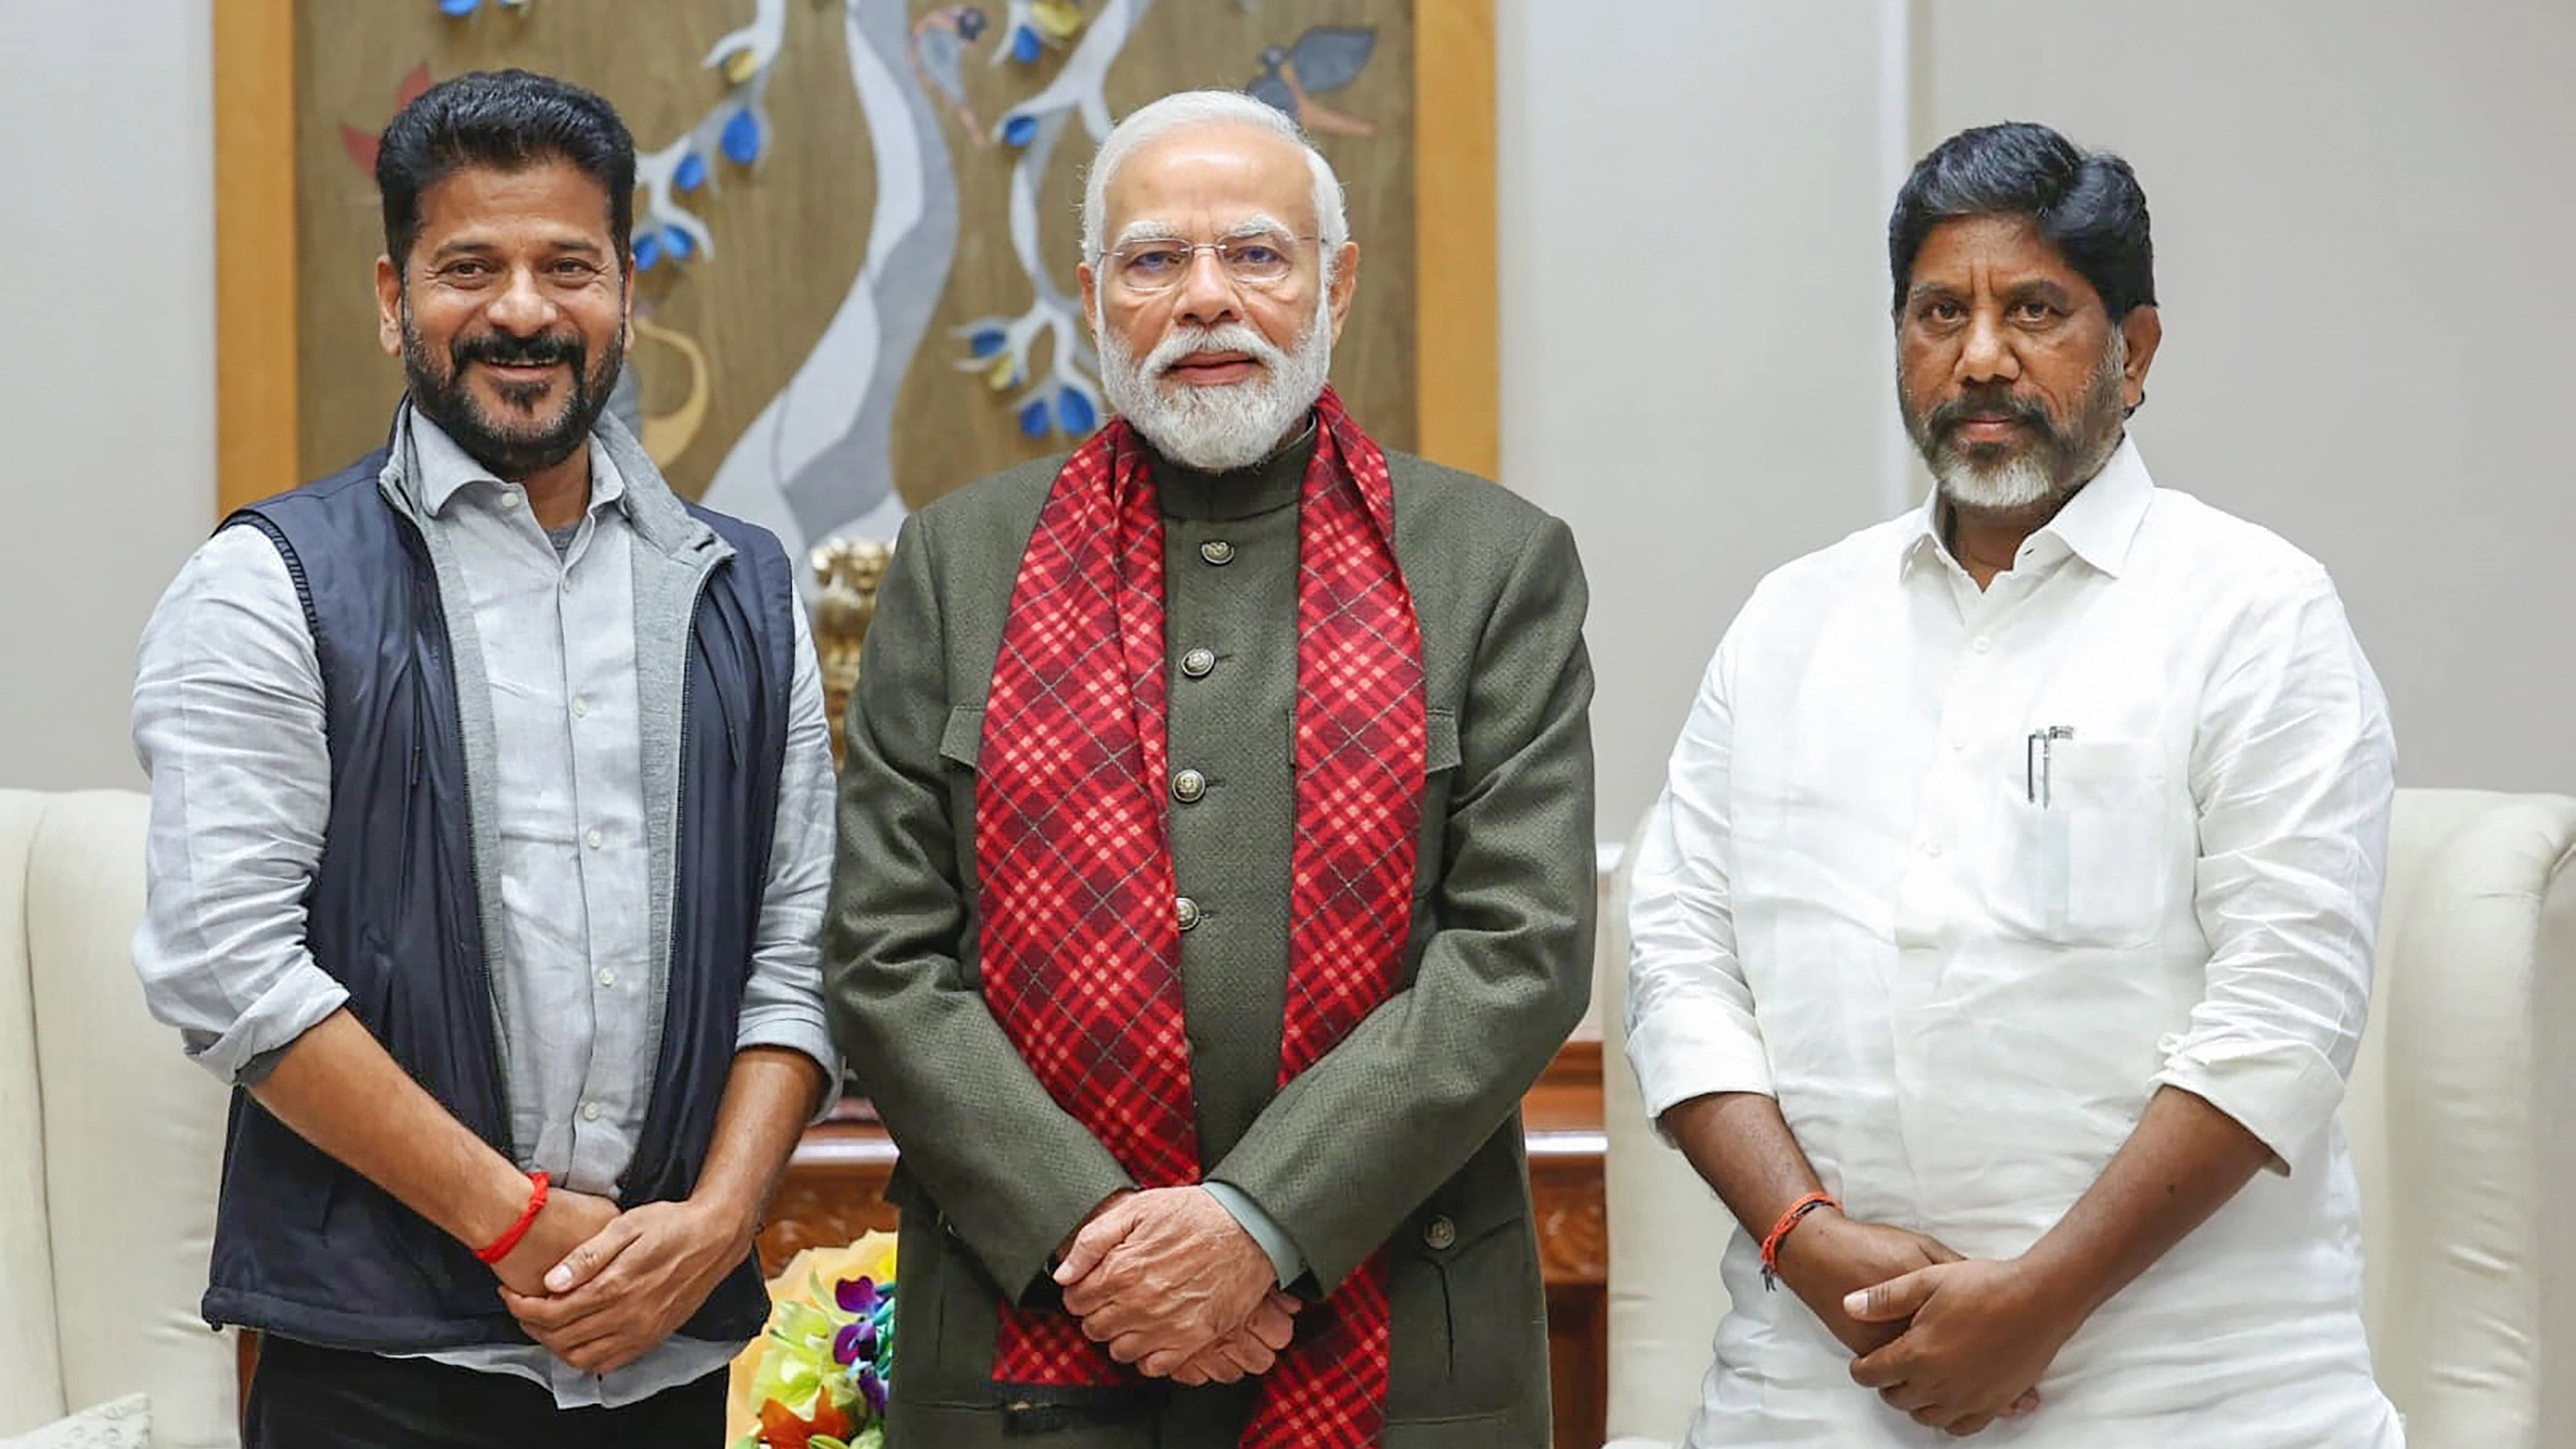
[1626,121,2403,1446]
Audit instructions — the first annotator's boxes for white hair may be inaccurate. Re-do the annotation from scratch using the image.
[1080,90,1349,276]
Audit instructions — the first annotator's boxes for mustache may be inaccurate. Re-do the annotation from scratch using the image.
[452,331,584,371]
[1145,322,1283,377]
[1926,386,2054,440]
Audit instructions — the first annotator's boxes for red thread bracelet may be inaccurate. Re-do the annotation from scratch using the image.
[474,1170,550,1266]
[1758,1190,1839,1292]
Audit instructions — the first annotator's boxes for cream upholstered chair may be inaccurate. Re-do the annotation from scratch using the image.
[0,789,237,1447]
[1597,787,2576,1449]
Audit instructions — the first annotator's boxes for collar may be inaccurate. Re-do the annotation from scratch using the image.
[1146,414,1319,522]
[1901,433,2155,581]
[408,409,627,522]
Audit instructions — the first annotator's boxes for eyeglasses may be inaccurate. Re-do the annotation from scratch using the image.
[1099,231,1318,294]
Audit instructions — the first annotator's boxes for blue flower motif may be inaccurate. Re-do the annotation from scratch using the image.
[438,0,479,14]
[1055,388,1096,435]
[674,151,708,193]
[1010,24,1041,64]
[633,230,662,271]
[1000,113,1039,149]
[662,226,694,261]
[967,327,1007,359]
[721,108,764,165]
[1018,399,1051,438]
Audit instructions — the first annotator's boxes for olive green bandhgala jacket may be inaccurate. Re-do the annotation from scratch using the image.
[823,436,1597,1448]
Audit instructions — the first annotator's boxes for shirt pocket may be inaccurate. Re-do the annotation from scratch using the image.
[1993,738,2173,949]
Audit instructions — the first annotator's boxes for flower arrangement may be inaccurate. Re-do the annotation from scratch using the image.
[728,1232,897,1449]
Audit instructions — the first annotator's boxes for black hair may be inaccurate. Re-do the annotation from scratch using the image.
[1889,121,2153,320]
[376,69,635,273]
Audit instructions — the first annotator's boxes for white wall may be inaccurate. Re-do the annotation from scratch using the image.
[0,0,217,790]
[1497,0,1911,841]
[1922,0,2576,802]
[1504,0,2576,842]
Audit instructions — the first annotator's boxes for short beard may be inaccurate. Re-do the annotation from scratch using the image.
[1097,292,1332,472]
[402,297,624,480]
[1904,330,2129,514]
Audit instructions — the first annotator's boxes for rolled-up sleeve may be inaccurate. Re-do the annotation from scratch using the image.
[734,604,844,1115]
[2159,569,2396,1170]
[1626,629,1774,1122]
[130,525,347,1084]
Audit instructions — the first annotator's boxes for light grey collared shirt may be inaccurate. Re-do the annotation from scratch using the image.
[132,414,839,1407]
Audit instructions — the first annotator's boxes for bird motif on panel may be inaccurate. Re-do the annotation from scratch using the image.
[1247,26,1377,137]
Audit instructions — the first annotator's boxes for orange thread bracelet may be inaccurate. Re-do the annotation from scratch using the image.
[1758,1190,1840,1292]
[474,1170,550,1266]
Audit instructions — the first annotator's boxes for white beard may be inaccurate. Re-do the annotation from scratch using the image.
[1098,294,1333,472]
[1933,448,2059,511]
[1918,329,2130,514]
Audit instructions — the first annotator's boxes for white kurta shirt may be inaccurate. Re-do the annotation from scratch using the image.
[1626,439,2404,1448]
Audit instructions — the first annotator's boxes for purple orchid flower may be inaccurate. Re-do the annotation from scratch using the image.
[832,1320,870,1366]
[834,1275,879,1315]
[858,1366,888,1413]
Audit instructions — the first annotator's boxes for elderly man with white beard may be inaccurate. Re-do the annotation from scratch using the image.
[823,90,1597,1448]
[1626,122,2403,1446]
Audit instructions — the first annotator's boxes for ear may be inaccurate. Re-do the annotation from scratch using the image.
[1076,260,1101,347]
[2118,304,2162,411]
[375,255,405,358]
[1325,241,1360,345]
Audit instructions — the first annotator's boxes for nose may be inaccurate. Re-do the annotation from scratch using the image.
[484,262,561,336]
[1171,246,1241,331]
[1957,306,2019,386]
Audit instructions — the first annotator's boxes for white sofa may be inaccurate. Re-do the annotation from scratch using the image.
[1,789,236,1447]
[1598,787,2576,1449]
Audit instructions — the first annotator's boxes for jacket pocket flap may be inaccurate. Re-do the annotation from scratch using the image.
[938,703,985,769]
[1401,1139,1529,1260]
[1426,708,1462,774]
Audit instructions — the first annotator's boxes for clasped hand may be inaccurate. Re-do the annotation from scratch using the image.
[487,1187,753,1375]
[1842,1254,2082,1438]
[1053,1187,1301,1385]
[1772,1211,2058,1438]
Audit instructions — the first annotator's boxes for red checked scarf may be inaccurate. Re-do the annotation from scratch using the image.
[975,386,1422,1448]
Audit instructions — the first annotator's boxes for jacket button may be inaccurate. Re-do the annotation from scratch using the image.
[1171,769,1206,803]
[1200,540,1236,566]
[1180,647,1216,679]
[1176,896,1202,931]
[1422,1215,1457,1251]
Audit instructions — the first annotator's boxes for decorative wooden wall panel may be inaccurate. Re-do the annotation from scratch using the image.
[216,1,1498,530]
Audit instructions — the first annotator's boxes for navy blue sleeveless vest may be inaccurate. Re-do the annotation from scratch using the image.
[200,442,794,1351]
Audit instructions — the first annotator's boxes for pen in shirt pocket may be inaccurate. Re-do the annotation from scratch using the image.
[2025,725,2075,806]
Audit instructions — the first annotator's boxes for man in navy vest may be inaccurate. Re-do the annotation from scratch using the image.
[131,70,837,1446]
